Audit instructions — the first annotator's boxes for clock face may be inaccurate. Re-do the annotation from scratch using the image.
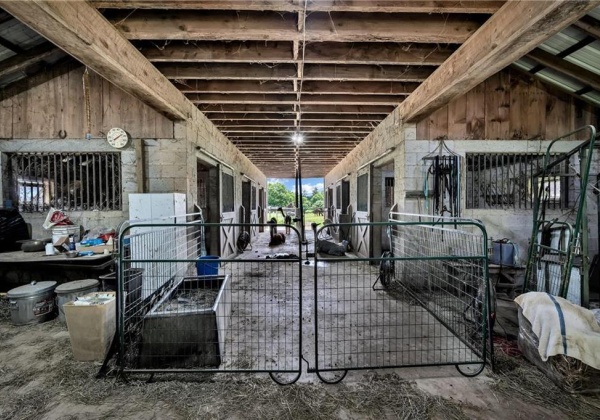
[106,127,129,148]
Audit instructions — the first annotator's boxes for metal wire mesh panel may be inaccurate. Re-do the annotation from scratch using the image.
[313,215,490,377]
[117,220,302,378]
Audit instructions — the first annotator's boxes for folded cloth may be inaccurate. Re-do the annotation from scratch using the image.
[515,292,600,370]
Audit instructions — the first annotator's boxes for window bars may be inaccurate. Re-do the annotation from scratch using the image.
[465,152,576,210]
[6,152,121,212]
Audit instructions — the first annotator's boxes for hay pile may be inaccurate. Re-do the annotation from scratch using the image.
[491,349,600,420]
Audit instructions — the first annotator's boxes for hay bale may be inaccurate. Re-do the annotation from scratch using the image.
[518,307,600,393]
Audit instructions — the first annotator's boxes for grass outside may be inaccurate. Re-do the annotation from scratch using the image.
[267,209,325,226]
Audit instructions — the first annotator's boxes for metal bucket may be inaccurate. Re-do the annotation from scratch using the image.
[55,279,100,322]
[7,281,57,325]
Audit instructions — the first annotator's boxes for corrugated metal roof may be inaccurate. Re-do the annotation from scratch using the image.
[0,19,45,50]
[564,40,600,77]
[586,6,600,21]
[539,26,587,55]
[514,57,538,72]
[535,68,584,93]
[0,46,16,62]
[581,91,600,105]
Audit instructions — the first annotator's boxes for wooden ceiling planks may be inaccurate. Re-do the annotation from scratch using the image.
[10,0,593,177]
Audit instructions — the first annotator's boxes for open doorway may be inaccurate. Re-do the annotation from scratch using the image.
[197,159,220,256]
[371,162,394,259]
[241,179,258,240]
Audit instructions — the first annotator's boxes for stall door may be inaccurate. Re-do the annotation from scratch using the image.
[258,187,265,232]
[220,168,237,258]
[354,171,370,258]
[250,183,258,238]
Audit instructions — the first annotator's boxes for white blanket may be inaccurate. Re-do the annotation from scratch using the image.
[514,292,600,370]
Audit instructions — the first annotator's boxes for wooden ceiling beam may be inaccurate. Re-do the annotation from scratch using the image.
[0,58,77,102]
[159,63,298,80]
[527,48,600,92]
[159,63,434,81]
[573,15,600,40]
[93,1,502,13]
[303,42,453,65]
[229,135,364,140]
[0,42,59,78]
[176,80,294,94]
[0,0,189,120]
[198,104,395,114]
[237,143,355,148]
[222,127,371,134]
[216,120,377,128]
[176,80,418,95]
[188,93,403,106]
[109,11,481,43]
[398,0,600,123]
[142,41,294,63]
[142,41,453,65]
[208,113,387,121]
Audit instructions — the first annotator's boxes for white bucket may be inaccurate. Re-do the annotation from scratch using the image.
[52,225,81,244]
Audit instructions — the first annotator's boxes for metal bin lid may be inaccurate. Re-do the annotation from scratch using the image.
[55,279,100,294]
[7,281,57,298]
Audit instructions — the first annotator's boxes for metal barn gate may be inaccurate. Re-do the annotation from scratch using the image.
[311,213,492,383]
[114,214,492,384]
[117,218,303,384]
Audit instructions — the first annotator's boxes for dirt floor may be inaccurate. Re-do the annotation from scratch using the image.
[1,228,600,419]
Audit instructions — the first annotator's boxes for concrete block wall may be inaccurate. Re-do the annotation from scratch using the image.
[178,106,267,215]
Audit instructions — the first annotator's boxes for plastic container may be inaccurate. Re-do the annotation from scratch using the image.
[63,292,116,361]
[491,241,517,266]
[55,279,100,322]
[6,281,57,325]
[196,255,219,276]
[98,268,143,304]
[52,225,80,244]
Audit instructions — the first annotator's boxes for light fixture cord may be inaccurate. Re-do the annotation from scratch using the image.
[83,67,91,139]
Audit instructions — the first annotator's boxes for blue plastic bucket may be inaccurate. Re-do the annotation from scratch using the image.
[196,255,219,276]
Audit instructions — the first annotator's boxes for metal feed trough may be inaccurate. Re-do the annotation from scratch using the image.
[139,275,231,368]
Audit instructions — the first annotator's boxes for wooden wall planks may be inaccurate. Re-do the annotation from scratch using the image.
[416,69,599,140]
[0,66,174,140]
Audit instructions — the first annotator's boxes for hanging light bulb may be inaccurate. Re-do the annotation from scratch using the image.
[292,132,304,144]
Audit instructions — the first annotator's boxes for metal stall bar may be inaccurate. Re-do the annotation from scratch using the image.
[117,218,303,384]
[311,215,490,383]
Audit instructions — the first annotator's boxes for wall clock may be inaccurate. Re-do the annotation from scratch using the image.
[106,127,129,148]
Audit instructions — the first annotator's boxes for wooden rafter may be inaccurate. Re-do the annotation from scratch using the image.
[187,93,403,106]
[0,42,58,79]
[92,1,503,13]
[397,0,600,123]
[527,48,600,92]
[108,10,482,44]
[0,58,77,102]
[573,15,600,40]
[158,63,434,81]
[197,104,396,114]
[141,41,454,66]
[0,0,190,120]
